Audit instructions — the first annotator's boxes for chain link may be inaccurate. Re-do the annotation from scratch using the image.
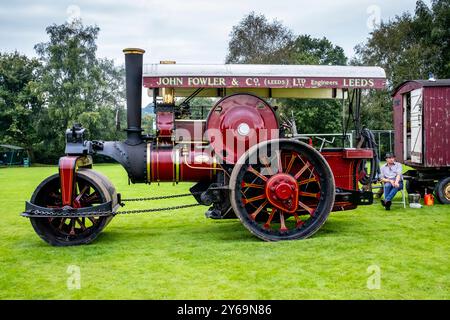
[115,203,201,215]
[24,193,203,218]
[121,193,197,202]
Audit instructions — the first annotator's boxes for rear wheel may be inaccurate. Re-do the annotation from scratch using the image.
[29,169,117,246]
[435,177,450,204]
[230,139,335,241]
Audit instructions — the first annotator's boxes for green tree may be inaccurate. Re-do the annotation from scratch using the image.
[34,19,125,162]
[289,35,347,65]
[226,12,294,64]
[280,35,348,134]
[0,51,43,160]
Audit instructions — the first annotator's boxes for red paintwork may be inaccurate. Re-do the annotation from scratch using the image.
[393,81,450,167]
[343,149,373,159]
[392,81,423,163]
[156,112,174,138]
[321,149,372,190]
[423,86,450,167]
[321,149,373,211]
[147,146,215,183]
[58,156,78,206]
[174,120,206,142]
[206,94,279,163]
[144,76,386,89]
[265,173,299,213]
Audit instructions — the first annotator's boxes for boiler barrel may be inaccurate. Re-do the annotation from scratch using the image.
[146,144,217,183]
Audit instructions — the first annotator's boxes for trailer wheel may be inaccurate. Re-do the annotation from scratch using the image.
[229,139,335,241]
[435,177,450,204]
[29,169,117,246]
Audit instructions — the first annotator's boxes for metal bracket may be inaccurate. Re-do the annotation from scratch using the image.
[335,189,373,205]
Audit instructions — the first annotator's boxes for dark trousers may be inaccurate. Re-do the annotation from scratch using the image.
[384,181,403,201]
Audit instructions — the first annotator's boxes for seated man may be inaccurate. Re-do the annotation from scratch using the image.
[379,152,403,210]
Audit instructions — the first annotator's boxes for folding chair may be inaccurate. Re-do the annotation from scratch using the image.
[381,181,407,208]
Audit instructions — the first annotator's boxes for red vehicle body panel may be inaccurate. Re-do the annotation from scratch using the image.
[393,80,450,168]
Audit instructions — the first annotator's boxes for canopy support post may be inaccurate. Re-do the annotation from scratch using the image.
[354,88,362,141]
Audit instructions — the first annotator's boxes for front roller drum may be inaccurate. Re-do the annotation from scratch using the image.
[29,169,118,246]
[230,139,335,241]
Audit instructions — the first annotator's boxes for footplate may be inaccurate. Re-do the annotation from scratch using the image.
[22,201,115,218]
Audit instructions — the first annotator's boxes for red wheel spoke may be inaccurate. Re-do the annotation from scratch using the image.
[294,161,311,179]
[241,182,265,189]
[74,185,89,203]
[69,219,76,236]
[293,212,305,227]
[84,192,100,204]
[298,191,320,199]
[275,150,283,173]
[247,166,268,182]
[243,194,267,204]
[250,200,268,220]
[260,156,274,175]
[263,209,276,229]
[279,212,288,231]
[298,177,318,186]
[88,217,98,225]
[58,218,67,230]
[298,201,315,216]
[285,154,297,174]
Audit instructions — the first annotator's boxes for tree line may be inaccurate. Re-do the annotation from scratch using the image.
[0,20,125,163]
[1,0,448,163]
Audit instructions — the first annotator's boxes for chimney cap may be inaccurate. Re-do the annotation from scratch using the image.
[123,48,145,55]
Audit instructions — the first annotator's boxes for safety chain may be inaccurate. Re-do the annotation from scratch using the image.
[121,193,195,202]
[24,192,203,218]
[116,203,201,215]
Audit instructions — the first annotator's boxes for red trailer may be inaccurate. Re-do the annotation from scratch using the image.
[392,79,450,203]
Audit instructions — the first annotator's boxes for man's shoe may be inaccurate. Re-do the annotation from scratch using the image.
[381,199,386,207]
[385,200,391,210]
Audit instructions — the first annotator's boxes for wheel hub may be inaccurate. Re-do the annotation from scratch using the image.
[265,173,299,213]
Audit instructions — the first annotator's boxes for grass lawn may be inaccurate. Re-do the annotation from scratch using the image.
[0,164,448,299]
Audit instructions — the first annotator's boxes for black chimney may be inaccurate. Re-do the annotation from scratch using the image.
[123,48,145,145]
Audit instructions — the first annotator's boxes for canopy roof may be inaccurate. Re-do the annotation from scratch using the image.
[143,63,386,90]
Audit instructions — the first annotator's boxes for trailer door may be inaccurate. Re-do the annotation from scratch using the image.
[410,88,423,163]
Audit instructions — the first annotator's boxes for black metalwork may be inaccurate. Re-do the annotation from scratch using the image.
[22,193,202,218]
[124,49,145,145]
[65,124,92,155]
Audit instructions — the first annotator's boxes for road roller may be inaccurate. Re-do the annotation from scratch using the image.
[23,48,387,245]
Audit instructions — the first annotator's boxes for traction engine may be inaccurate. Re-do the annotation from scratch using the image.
[23,48,385,245]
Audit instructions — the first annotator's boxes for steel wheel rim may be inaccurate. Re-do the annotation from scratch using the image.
[31,174,108,241]
[444,183,450,201]
[231,140,335,240]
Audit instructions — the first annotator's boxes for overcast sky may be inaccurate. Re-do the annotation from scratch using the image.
[0,0,431,66]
